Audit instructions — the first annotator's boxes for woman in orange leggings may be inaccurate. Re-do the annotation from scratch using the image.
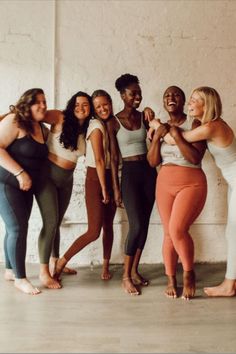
[147,86,207,300]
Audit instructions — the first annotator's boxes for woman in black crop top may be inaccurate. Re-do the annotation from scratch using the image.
[107,74,157,295]
[0,88,49,295]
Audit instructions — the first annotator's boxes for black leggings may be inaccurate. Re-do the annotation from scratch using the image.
[121,160,157,256]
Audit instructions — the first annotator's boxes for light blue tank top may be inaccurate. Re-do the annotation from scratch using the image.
[161,117,201,168]
[115,114,147,158]
[207,138,236,183]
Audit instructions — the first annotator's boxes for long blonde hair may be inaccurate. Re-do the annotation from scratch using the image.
[191,86,222,124]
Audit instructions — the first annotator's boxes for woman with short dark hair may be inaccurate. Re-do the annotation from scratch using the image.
[107,73,157,295]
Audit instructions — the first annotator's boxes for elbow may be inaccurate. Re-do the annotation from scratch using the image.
[94,157,105,166]
[189,156,201,165]
[148,160,157,168]
[111,156,119,166]
[147,156,159,168]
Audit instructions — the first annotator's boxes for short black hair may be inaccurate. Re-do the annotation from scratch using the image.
[115,74,139,93]
[164,86,186,104]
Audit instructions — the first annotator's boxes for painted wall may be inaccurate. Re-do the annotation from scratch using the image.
[0,0,235,266]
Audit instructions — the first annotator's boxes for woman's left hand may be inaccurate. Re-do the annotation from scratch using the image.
[169,126,181,139]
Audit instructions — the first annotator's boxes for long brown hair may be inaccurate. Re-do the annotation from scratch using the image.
[10,88,45,134]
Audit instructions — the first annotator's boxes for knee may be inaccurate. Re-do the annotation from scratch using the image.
[40,220,58,236]
[169,224,187,242]
[10,221,28,239]
[129,221,142,239]
[102,224,113,235]
[87,227,101,242]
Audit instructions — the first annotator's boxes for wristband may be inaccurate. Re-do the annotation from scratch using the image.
[14,169,24,177]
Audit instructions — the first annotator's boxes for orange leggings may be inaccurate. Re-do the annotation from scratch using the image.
[156,166,207,276]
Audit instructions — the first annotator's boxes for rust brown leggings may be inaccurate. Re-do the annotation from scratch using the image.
[63,167,116,262]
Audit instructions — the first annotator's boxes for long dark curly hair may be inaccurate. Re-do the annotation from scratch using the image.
[9,88,45,135]
[60,91,92,151]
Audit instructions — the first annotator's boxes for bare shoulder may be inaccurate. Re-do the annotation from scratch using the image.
[207,118,232,133]
[0,113,18,128]
[106,116,119,133]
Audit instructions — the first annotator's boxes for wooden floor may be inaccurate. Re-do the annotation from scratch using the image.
[0,262,236,353]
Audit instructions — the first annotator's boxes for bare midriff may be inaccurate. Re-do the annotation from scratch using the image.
[122,154,146,162]
[48,152,76,170]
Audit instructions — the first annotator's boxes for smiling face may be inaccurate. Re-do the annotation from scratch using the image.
[30,93,47,121]
[163,86,185,114]
[188,91,205,120]
[93,95,112,121]
[121,83,142,109]
[74,96,91,122]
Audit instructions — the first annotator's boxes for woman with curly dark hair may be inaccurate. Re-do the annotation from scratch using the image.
[53,90,116,282]
[107,74,157,295]
[35,91,92,288]
[0,88,48,295]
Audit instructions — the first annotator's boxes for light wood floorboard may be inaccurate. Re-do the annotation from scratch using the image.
[0,263,236,353]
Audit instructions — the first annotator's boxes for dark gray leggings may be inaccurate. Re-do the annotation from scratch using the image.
[121,160,157,256]
[0,169,33,278]
[35,161,73,263]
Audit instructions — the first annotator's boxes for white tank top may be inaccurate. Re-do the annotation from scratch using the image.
[115,114,147,158]
[161,117,201,168]
[207,138,236,183]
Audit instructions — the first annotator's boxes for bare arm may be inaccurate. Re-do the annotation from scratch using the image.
[107,117,122,207]
[89,128,109,204]
[43,110,64,128]
[0,114,32,190]
[169,125,206,165]
[149,118,214,144]
[147,125,168,167]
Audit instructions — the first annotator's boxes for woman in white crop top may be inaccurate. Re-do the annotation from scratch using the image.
[107,73,157,296]
[34,91,92,289]
[147,86,207,300]
[53,90,116,282]
[150,86,236,297]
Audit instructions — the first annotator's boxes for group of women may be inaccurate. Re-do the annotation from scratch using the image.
[0,74,235,299]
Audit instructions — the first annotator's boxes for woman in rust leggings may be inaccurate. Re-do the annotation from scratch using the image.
[147,86,207,300]
[54,90,116,281]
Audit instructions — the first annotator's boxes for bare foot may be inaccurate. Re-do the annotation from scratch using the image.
[4,269,15,281]
[204,278,236,297]
[182,270,195,300]
[53,257,67,280]
[122,277,140,295]
[101,267,112,280]
[39,273,62,289]
[62,266,77,275]
[131,272,149,286]
[165,275,177,298]
[14,278,41,295]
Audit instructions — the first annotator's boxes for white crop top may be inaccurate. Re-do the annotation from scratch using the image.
[47,130,86,163]
[161,117,201,168]
[85,119,111,169]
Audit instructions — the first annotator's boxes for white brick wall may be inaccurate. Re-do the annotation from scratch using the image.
[0,0,235,265]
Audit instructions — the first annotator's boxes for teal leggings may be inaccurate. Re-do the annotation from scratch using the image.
[35,160,74,263]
